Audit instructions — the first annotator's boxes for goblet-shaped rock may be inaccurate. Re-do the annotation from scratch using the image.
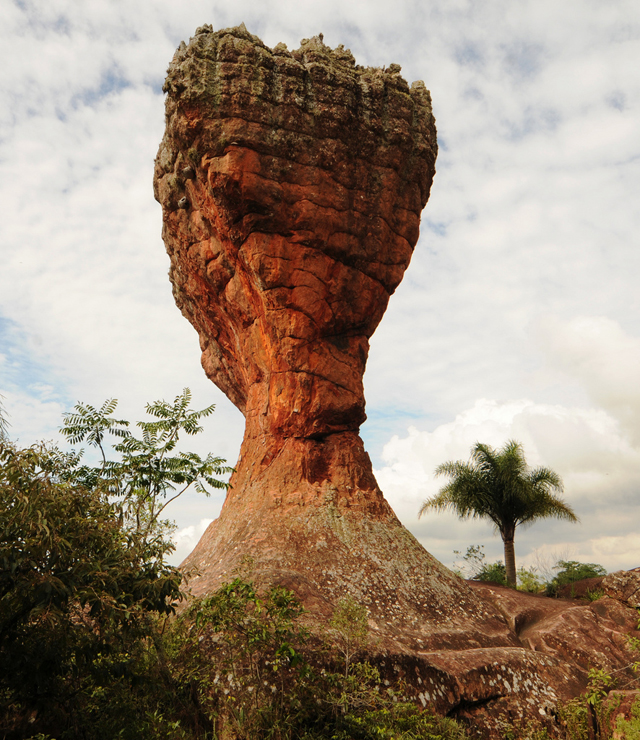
[154,23,511,646]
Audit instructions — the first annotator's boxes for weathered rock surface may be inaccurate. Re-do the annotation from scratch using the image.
[156,24,435,444]
[154,24,640,735]
[469,582,640,687]
[603,568,640,608]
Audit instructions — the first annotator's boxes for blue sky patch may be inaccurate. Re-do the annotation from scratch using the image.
[0,315,68,405]
[71,67,132,110]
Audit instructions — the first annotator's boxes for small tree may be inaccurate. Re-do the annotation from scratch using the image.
[328,596,369,678]
[60,388,233,542]
[420,440,578,586]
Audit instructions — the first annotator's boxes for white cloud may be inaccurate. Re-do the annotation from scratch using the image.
[535,315,640,441]
[0,387,68,446]
[376,398,640,571]
[1,0,639,570]
[171,518,214,565]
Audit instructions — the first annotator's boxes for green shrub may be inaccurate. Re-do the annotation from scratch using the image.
[547,560,607,597]
[517,567,545,593]
[586,588,605,602]
[474,560,507,585]
[332,702,469,739]
[0,438,183,739]
[556,665,640,740]
[613,697,640,740]
[0,390,229,739]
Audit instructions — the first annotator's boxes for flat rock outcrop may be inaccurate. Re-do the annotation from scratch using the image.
[470,582,640,685]
[467,582,640,734]
[154,24,640,735]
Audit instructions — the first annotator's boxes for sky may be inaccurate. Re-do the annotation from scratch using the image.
[1,0,639,574]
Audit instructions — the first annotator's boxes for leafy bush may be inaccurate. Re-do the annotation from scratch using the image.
[585,588,605,602]
[475,560,508,585]
[0,438,182,738]
[165,577,317,738]
[612,698,640,740]
[517,567,545,594]
[547,560,607,597]
[332,702,469,740]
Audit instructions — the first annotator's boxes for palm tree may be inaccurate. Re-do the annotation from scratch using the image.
[419,440,578,586]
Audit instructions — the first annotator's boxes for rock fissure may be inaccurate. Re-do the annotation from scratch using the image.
[268,368,360,396]
[202,146,419,222]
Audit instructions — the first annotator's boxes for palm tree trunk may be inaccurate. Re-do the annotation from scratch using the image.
[503,536,517,587]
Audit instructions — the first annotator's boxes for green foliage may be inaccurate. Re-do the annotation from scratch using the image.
[60,389,233,541]
[554,560,607,587]
[613,697,640,740]
[453,544,504,583]
[475,560,507,586]
[0,437,183,739]
[557,697,592,740]
[586,588,605,602]
[557,658,640,740]
[328,595,370,677]
[0,390,231,739]
[547,560,607,597]
[498,716,553,740]
[332,701,469,740]
[557,669,611,740]
[585,668,615,707]
[165,578,315,738]
[517,566,545,593]
[421,440,576,586]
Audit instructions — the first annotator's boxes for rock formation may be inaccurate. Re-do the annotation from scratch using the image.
[154,24,640,735]
[153,22,503,643]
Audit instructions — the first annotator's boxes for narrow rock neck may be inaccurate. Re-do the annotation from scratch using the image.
[222,423,392,520]
[241,364,367,441]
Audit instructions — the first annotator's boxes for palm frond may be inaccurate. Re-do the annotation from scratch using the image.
[421,440,576,536]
